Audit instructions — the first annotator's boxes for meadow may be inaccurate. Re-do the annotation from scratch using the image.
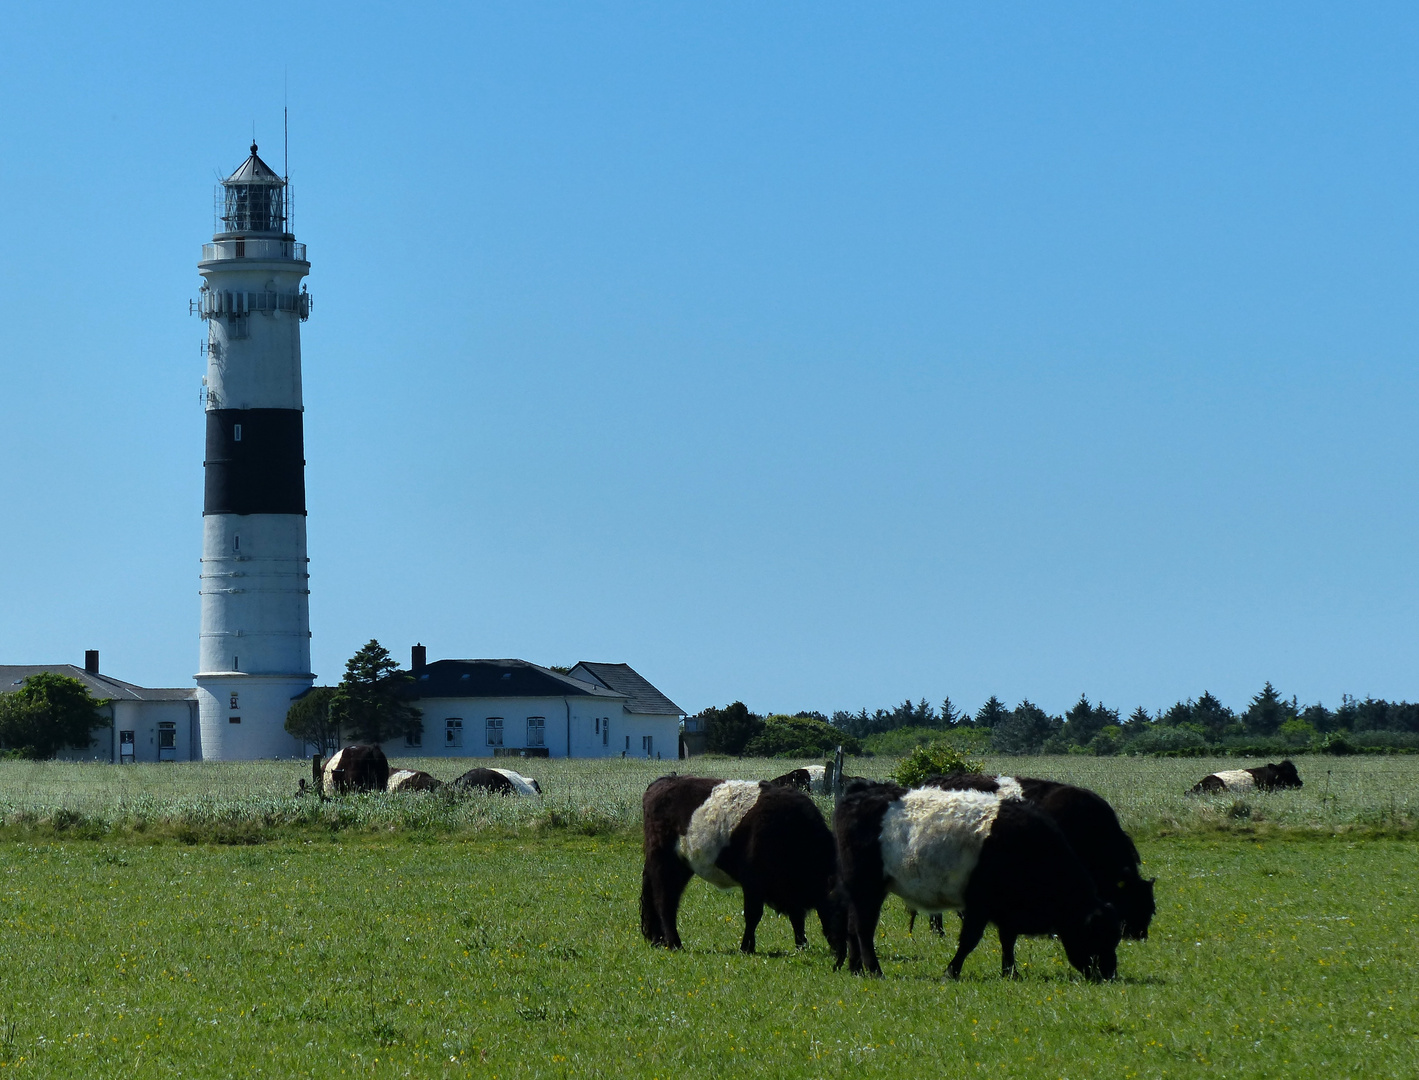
[0,756,1415,1078]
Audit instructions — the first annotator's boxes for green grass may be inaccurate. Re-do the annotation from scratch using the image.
[0,833,1415,1077]
[0,758,1416,1076]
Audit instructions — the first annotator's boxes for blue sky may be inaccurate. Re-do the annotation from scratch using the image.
[2,3,1417,717]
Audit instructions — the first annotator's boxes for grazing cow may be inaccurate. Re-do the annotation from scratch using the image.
[451,766,542,795]
[922,773,1156,940]
[387,768,443,793]
[321,745,390,795]
[834,780,1121,980]
[640,776,847,959]
[768,765,828,794]
[1191,760,1302,795]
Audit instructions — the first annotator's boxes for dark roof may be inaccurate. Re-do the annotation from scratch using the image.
[225,143,284,186]
[568,662,683,716]
[0,666,196,702]
[411,659,625,701]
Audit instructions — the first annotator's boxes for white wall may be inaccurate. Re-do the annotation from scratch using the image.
[58,699,198,763]
[384,696,681,760]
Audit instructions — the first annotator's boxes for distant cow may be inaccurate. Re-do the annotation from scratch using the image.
[320,745,390,795]
[387,768,443,793]
[1191,760,1302,795]
[923,773,1156,940]
[641,776,847,959]
[450,767,542,796]
[768,765,828,794]
[835,780,1121,980]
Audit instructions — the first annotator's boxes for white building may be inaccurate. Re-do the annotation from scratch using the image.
[388,654,684,760]
[0,652,198,763]
[194,143,314,760]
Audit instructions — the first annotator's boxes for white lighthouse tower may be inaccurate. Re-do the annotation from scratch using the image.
[194,143,314,759]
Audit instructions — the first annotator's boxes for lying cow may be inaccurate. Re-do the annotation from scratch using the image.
[921,773,1156,940]
[768,765,828,794]
[1191,760,1302,795]
[387,768,443,793]
[835,780,1120,980]
[320,745,390,795]
[641,775,847,959]
[450,767,542,795]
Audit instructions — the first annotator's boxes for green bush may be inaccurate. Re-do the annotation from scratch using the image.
[742,715,861,758]
[861,726,989,757]
[1127,726,1208,756]
[890,741,983,788]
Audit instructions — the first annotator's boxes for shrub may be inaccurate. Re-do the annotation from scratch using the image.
[891,741,983,788]
[1127,726,1208,756]
[862,726,988,757]
[742,715,861,758]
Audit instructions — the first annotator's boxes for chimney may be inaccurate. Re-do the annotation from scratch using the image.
[84,650,99,674]
[411,643,426,672]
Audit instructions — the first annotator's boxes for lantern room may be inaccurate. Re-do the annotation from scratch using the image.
[217,143,288,237]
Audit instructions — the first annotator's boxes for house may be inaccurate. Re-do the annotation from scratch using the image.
[391,653,685,760]
[0,652,199,763]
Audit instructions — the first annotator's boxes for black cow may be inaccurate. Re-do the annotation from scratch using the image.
[450,767,542,795]
[834,780,1121,980]
[320,745,390,795]
[640,776,847,959]
[768,765,827,794]
[921,773,1156,940]
[1191,760,1302,795]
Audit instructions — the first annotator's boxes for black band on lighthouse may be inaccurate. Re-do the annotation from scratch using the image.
[204,409,306,515]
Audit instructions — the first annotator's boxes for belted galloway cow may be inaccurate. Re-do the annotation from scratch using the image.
[1191,760,1302,795]
[450,767,542,795]
[320,745,390,795]
[835,780,1120,980]
[641,776,847,959]
[922,773,1156,940]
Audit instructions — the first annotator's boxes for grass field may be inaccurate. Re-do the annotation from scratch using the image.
[0,757,1415,1077]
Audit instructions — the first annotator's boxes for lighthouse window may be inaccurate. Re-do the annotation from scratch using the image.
[233,535,240,552]
[233,424,242,442]
[229,692,239,710]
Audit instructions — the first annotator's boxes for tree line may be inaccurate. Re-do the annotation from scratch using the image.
[692,683,1419,756]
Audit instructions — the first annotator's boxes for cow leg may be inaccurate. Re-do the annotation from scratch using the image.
[740,890,764,954]
[788,909,808,950]
[848,887,887,977]
[999,929,1019,978]
[946,908,989,979]
[930,913,945,937]
[642,850,693,949]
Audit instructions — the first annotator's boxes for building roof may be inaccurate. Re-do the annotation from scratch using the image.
[568,662,684,716]
[225,143,284,186]
[0,666,196,702]
[411,659,626,701]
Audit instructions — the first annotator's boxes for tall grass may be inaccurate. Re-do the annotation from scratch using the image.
[0,754,1412,841]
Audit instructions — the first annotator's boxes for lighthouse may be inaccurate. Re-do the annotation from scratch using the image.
[195,143,314,759]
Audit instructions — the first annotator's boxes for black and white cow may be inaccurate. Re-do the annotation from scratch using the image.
[1191,760,1302,795]
[768,765,828,794]
[387,768,443,792]
[834,780,1121,980]
[320,745,390,795]
[450,767,542,795]
[922,773,1156,940]
[640,776,847,958]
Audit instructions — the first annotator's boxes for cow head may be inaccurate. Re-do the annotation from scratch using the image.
[1064,904,1121,982]
[531,778,543,795]
[1273,760,1302,789]
[1114,873,1157,940]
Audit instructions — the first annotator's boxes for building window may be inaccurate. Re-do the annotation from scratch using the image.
[406,729,422,748]
[445,719,463,748]
[603,719,609,746]
[594,717,600,735]
[233,423,242,442]
[229,716,241,724]
[643,735,653,756]
[229,692,239,710]
[486,718,504,746]
[625,735,630,751]
[233,535,240,552]
[526,717,545,747]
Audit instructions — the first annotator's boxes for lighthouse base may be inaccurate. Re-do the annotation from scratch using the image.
[195,673,313,760]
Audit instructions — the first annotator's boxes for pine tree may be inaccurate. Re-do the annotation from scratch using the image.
[330,640,423,745]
